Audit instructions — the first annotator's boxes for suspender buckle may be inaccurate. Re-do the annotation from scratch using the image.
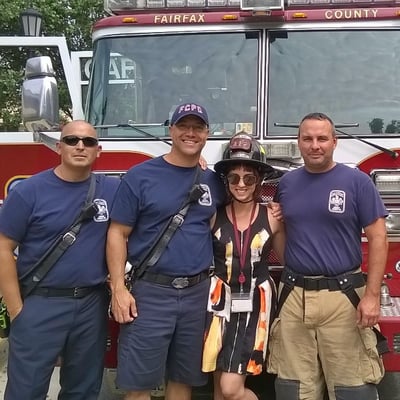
[172,214,185,227]
[62,232,76,246]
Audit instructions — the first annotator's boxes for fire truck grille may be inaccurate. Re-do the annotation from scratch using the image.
[380,297,400,354]
[258,181,280,265]
[259,181,279,203]
[394,334,400,353]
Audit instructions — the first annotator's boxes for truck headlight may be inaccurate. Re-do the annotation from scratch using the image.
[371,169,400,196]
[386,211,400,233]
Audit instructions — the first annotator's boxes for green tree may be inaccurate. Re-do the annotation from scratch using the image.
[368,118,384,134]
[0,0,105,131]
[385,120,397,134]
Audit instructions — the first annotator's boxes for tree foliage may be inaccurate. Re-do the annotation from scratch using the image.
[0,0,105,130]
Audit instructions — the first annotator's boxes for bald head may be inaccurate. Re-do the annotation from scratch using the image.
[60,120,97,140]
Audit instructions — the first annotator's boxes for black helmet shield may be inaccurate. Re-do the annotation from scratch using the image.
[214,132,274,178]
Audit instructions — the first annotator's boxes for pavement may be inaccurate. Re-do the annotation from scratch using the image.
[0,339,7,398]
[0,339,275,400]
[0,338,62,399]
[0,339,189,399]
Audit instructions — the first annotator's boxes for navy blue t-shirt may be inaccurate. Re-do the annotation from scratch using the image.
[0,169,120,286]
[277,163,387,276]
[110,156,225,276]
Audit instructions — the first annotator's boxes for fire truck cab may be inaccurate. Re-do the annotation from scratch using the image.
[86,2,400,395]
[2,0,400,396]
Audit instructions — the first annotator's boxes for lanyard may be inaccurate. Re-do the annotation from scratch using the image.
[231,202,256,287]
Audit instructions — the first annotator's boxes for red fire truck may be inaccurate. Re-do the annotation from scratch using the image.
[2,0,400,396]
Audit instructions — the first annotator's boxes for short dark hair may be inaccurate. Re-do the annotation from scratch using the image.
[298,112,336,137]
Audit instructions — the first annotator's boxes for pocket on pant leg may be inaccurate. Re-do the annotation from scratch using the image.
[266,317,281,374]
[358,327,385,384]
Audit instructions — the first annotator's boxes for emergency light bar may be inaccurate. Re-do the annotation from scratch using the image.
[241,0,283,11]
[263,142,300,159]
[106,0,400,13]
[287,0,400,5]
[106,0,247,13]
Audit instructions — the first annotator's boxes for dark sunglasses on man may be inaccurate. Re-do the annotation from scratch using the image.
[61,135,99,147]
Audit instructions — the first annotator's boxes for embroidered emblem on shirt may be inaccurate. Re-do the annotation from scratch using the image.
[93,199,109,221]
[328,190,345,213]
[199,184,212,206]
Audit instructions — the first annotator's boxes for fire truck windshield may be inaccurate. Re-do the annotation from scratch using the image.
[86,28,400,139]
[268,29,400,137]
[87,31,258,138]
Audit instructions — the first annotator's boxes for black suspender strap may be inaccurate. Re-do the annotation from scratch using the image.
[132,167,205,281]
[275,269,389,355]
[337,279,389,355]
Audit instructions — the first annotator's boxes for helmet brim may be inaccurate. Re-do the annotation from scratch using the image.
[214,158,275,177]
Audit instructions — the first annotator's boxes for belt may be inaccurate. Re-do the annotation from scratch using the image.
[141,271,209,289]
[282,268,365,291]
[29,284,104,298]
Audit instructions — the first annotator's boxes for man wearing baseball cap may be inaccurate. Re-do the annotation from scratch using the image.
[107,103,225,400]
[169,103,209,127]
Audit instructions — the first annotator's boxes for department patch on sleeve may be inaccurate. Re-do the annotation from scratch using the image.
[199,184,212,206]
[93,199,110,222]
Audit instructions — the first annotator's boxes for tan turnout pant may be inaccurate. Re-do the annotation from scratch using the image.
[267,285,384,400]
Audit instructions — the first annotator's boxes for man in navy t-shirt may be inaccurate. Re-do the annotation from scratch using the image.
[267,112,388,400]
[107,103,225,400]
[0,120,120,400]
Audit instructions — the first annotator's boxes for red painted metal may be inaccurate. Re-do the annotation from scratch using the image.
[0,143,152,198]
[94,4,400,29]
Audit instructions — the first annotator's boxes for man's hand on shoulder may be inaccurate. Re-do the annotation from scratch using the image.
[268,201,284,222]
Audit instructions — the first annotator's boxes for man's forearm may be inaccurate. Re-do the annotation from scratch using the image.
[106,226,129,292]
[0,250,23,317]
[365,235,388,298]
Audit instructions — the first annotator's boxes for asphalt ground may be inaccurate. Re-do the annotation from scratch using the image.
[0,338,61,399]
[1,337,399,400]
[0,338,272,400]
[0,339,180,400]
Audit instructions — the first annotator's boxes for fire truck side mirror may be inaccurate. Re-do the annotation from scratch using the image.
[22,56,59,132]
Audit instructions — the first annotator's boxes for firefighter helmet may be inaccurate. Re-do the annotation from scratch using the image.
[214,132,274,177]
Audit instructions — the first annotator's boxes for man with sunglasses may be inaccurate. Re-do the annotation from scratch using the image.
[267,112,388,400]
[0,120,120,400]
[107,103,226,400]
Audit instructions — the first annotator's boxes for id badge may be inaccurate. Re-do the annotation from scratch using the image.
[231,292,253,313]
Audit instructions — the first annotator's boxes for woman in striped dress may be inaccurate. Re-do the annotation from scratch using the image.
[203,132,285,400]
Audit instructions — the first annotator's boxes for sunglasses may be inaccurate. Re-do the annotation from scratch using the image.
[61,135,99,147]
[226,173,257,186]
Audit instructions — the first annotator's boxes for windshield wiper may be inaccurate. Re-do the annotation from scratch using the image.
[94,123,172,147]
[274,122,398,159]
